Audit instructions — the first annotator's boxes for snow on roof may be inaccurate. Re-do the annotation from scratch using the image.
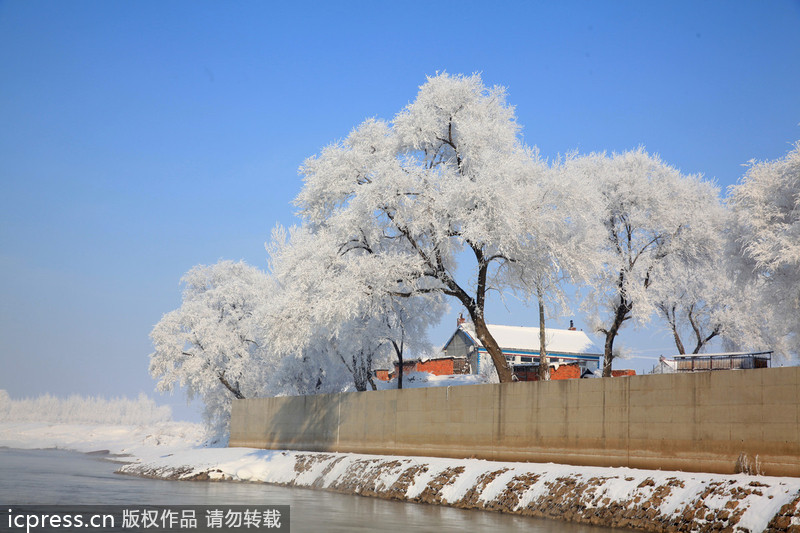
[458,323,601,355]
[671,351,772,358]
[660,358,678,370]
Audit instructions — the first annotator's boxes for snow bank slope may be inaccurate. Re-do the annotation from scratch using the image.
[120,448,800,532]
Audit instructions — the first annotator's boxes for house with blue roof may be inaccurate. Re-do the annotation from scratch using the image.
[441,319,602,378]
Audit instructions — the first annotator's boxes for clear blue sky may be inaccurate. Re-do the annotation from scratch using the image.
[2,1,799,420]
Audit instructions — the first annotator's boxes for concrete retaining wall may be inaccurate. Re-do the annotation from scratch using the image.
[229,366,800,476]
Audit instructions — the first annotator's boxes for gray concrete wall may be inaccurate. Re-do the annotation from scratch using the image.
[229,366,800,476]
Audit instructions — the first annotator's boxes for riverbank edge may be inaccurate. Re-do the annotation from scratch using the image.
[119,449,800,532]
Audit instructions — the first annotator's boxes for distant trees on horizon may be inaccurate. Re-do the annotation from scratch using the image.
[0,389,172,425]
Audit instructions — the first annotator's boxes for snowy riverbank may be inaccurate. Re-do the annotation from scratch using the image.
[120,447,800,533]
[2,422,800,532]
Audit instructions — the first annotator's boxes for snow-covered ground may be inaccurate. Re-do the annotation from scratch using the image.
[2,420,799,532]
[373,371,490,390]
[0,390,206,461]
[0,421,205,462]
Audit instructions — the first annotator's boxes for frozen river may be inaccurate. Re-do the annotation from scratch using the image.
[0,448,626,532]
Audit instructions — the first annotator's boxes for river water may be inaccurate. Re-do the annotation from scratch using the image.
[0,448,624,532]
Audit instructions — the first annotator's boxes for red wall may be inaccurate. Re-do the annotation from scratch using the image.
[416,358,456,376]
[519,363,581,381]
[376,358,461,381]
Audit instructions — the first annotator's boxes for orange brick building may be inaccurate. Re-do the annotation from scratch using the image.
[375,356,470,381]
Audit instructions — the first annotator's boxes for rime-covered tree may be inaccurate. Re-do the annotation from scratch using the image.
[728,141,800,359]
[266,225,444,391]
[653,242,736,355]
[648,196,740,355]
[564,149,723,376]
[294,73,595,382]
[149,260,274,438]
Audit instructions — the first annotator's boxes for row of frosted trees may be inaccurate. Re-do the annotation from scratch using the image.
[149,74,800,437]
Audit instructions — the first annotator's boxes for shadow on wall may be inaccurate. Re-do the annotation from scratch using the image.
[230,368,800,477]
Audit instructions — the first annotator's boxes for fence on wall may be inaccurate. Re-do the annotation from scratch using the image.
[230,366,800,477]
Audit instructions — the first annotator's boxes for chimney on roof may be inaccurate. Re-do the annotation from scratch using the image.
[568,320,576,331]
[457,313,466,326]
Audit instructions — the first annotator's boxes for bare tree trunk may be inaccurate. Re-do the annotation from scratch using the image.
[441,245,514,382]
[602,298,631,377]
[673,328,687,355]
[391,339,404,389]
[364,349,377,391]
[601,270,633,377]
[537,288,550,381]
[398,353,404,389]
[339,351,373,392]
[470,312,514,382]
[470,246,514,382]
[602,333,615,378]
[658,303,686,355]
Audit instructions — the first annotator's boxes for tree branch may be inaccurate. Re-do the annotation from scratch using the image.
[218,372,245,400]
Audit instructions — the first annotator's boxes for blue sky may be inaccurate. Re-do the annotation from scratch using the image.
[1,1,799,420]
